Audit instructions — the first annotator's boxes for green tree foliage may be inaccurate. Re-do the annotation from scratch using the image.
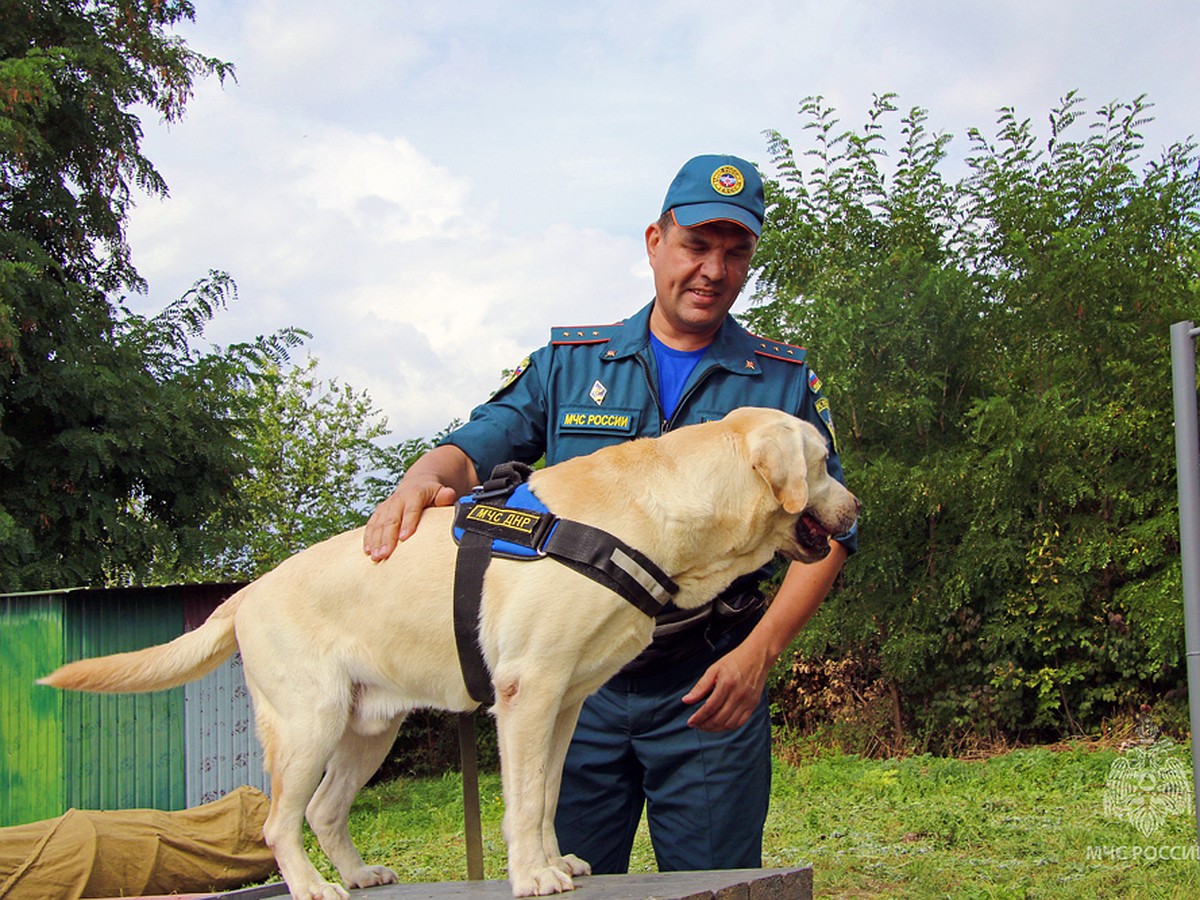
[748,92,1199,747]
[0,1,303,590]
[171,356,445,582]
[1,0,232,291]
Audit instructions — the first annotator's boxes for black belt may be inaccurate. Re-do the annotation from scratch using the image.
[452,462,678,706]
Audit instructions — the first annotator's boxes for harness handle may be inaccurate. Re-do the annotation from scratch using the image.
[472,461,535,502]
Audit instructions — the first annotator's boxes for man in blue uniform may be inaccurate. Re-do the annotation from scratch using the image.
[363,154,856,874]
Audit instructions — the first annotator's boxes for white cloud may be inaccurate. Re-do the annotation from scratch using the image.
[287,129,473,242]
[304,222,649,439]
[128,88,650,440]
[126,0,1199,445]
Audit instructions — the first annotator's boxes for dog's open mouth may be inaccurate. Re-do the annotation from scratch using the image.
[794,512,832,558]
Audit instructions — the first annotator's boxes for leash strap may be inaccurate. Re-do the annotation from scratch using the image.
[452,463,536,706]
[457,711,485,880]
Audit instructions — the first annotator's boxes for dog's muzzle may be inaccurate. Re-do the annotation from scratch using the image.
[789,492,861,562]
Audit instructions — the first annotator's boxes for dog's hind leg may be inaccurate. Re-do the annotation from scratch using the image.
[305,712,405,889]
[256,696,355,900]
[495,671,576,896]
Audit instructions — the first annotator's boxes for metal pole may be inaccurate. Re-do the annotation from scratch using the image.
[1170,320,1200,844]
[458,711,485,880]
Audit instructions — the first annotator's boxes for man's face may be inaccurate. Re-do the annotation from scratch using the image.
[645,218,757,347]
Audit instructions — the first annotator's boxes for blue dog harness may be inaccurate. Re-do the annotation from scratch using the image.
[453,482,557,560]
[452,462,678,705]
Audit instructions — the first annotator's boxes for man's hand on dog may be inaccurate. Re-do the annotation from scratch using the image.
[363,444,479,560]
[363,480,456,560]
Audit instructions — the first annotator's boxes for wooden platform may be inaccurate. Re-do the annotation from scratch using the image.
[216,867,813,899]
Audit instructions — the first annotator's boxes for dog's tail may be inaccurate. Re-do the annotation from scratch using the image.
[38,590,244,694]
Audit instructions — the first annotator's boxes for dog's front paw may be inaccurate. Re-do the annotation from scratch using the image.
[510,864,575,896]
[345,864,399,888]
[550,853,590,877]
[290,880,350,900]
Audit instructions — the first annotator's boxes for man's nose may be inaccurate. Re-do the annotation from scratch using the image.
[700,250,726,281]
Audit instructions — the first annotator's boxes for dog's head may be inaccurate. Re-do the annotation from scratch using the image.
[735,408,860,563]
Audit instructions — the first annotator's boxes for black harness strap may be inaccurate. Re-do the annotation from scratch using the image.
[453,528,498,706]
[452,463,534,707]
[451,463,678,707]
[542,519,675,617]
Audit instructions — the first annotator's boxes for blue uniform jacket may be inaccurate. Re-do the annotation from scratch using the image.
[445,300,856,554]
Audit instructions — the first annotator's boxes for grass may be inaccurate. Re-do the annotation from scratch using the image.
[298,740,1200,898]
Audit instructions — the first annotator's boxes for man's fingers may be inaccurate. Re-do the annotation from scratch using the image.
[688,690,751,732]
[364,501,401,560]
[683,657,762,732]
[365,483,458,560]
[683,669,723,728]
[681,667,717,705]
[367,527,399,561]
[363,493,409,560]
[396,494,429,543]
[362,445,475,562]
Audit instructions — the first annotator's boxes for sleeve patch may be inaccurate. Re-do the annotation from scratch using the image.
[494,356,530,395]
[815,396,837,452]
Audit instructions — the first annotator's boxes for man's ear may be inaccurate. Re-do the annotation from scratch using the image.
[748,423,808,514]
[645,220,663,261]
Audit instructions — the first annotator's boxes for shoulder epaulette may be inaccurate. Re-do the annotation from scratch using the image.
[747,333,808,364]
[551,321,624,345]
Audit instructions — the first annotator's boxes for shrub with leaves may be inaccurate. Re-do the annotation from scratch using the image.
[748,92,1199,747]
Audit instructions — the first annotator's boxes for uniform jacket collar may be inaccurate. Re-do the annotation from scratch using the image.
[603,300,763,377]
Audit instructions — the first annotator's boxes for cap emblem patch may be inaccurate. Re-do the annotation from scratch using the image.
[711,165,745,196]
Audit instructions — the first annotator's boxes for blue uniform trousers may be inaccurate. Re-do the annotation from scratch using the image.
[553,629,772,874]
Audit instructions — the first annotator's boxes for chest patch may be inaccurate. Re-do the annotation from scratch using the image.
[557,406,640,435]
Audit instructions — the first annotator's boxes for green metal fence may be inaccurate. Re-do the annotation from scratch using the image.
[0,584,249,827]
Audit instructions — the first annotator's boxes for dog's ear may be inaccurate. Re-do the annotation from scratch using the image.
[748,422,809,514]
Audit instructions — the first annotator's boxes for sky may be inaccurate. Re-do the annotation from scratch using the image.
[124,0,1200,442]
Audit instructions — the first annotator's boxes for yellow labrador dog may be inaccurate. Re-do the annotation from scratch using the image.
[40,407,858,899]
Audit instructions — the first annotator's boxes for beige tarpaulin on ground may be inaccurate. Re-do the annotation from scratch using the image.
[0,786,276,899]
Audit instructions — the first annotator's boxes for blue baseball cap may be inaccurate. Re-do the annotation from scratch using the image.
[661,154,765,236]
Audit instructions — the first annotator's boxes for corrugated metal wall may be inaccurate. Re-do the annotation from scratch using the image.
[60,590,186,813]
[185,652,270,806]
[0,594,65,825]
[184,589,271,806]
[0,584,267,827]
